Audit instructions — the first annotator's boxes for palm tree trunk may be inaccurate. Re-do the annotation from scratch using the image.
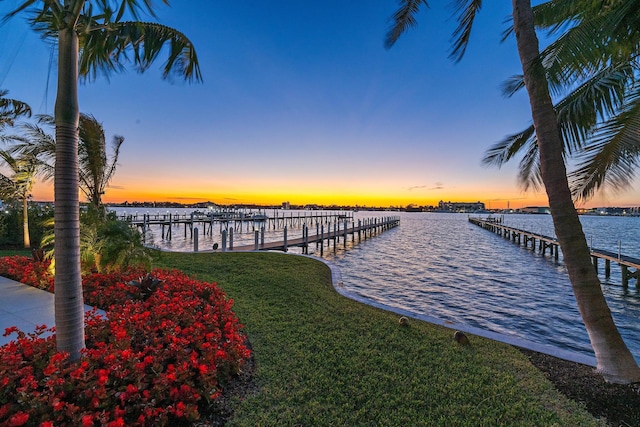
[54,25,85,361]
[512,0,640,383]
[22,196,30,248]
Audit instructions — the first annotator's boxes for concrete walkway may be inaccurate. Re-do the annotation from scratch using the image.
[0,276,102,346]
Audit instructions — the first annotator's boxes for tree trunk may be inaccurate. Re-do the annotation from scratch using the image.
[512,0,640,383]
[22,196,30,249]
[54,25,85,361]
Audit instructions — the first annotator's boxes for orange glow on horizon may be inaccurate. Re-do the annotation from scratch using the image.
[28,179,556,209]
[27,178,640,210]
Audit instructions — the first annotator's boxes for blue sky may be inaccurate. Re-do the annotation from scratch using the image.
[1,1,637,208]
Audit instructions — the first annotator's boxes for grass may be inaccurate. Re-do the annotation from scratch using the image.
[154,251,604,426]
[0,249,31,257]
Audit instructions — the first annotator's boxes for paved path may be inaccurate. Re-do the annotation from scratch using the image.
[0,276,102,346]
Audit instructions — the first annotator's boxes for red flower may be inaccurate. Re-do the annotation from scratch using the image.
[81,414,94,427]
[0,261,251,425]
[107,417,125,427]
[7,412,29,426]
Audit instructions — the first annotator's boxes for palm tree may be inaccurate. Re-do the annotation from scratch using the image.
[13,113,124,212]
[0,150,39,248]
[0,89,31,136]
[483,0,640,201]
[2,1,201,361]
[385,0,640,383]
[78,114,124,212]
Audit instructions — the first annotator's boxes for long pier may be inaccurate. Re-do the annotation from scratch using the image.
[469,216,640,287]
[119,210,354,241]
[219,216,400,255]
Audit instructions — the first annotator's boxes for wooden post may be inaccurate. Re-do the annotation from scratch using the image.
[344,220,347,248]
[284,225,288,252]
[194,227,199,252]
[302,224,307,254]
[229,227,234,251]
[327,222,331,247]
[622,264,629,287]
[221,230,227,252]
[352,220,355,242]
[605,259,611,278]
[254,230,259,251]
[261,226,265,247]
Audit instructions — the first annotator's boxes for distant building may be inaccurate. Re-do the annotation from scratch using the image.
[519,206,551,214]
[282,201,291,210]
[594,207,633,216]
[438,200,486,212]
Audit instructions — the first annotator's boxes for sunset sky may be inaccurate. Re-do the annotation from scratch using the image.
[1,1,639,209]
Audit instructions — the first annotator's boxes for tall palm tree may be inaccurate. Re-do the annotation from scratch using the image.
[0,150,39,248]
[386,0,640,383]
[78,114,124,212]
[2,1,201,361]
[0,89,31,135]
[13,113,124,212]
[483,0,640,201]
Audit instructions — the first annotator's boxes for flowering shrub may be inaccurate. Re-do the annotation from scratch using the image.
[0,257,251,426]
[0,255,53,291]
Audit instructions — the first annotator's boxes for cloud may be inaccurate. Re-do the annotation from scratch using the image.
[408,182,444,191]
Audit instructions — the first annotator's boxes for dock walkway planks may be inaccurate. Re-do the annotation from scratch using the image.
[469,216,640,286]
[228,217,400,253]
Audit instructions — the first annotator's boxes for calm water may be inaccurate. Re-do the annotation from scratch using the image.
[112,208,640,361]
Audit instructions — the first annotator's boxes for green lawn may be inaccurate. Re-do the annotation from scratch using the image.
[155,251,603,426]
[0,249,31,257]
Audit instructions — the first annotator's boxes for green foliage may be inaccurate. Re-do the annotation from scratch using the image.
[155,252,604,426]
[0,89,31,131]
[80,208,152,272]
[0,203,53,248]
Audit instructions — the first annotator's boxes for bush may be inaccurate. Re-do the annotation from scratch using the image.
[0,255,53,290]
[0,204,54,249]
[0,258,251,426]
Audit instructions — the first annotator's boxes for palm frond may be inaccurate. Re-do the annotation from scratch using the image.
[78,114,108,194]
[555,62,633,153]
[537,0,640,95]
[114,0,170,21]
[570,88,640,200]
[517,141,544,192]
[501,74,525,98]
[532,0,591,34]
[102,135,124,191]
[449,0,482,63]
[0,89,32,128]
[482,125,536,168]
[0,149,38,199]
[79,20,202,82]
[489,60,635,191]
[384,0,429,49]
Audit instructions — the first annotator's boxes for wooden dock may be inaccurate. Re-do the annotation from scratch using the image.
[221,216,400,254]
[469,216,640,287]
[119,210,354,241]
